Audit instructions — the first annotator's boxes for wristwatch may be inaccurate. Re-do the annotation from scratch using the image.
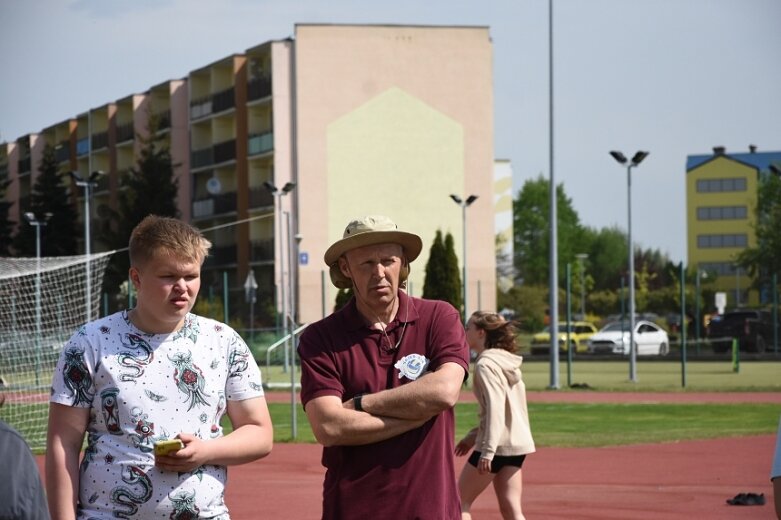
[354,393,365,412]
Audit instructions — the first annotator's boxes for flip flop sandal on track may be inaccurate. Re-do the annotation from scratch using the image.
[726,492,765,505]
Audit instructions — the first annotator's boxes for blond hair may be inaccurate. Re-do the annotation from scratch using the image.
[470,311,518,352]
[129,215,211,267]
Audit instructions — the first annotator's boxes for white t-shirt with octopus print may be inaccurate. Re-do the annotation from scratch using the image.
[50,310,264,519]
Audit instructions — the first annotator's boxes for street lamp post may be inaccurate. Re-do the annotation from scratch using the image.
[70,170,104,322]
[694,269,708,348]
[609,150,649,383]
[25,211,52,386]
[264,181,296,372]
[449,194,478,322]
[575,253,588,320]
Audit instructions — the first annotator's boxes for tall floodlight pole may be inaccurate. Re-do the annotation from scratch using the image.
[264,181,296,372]
[449,194,478,322]
[548,0,560,389]
[70,170,104,322]
[575,253,588,319]
[25,211,52,386]
[609,150,649,383]
[290,231,303,439]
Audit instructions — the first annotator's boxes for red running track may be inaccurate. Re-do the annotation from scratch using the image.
[36,391,779,519]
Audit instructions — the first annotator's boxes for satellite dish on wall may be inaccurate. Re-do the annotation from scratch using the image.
[206,176,222,195]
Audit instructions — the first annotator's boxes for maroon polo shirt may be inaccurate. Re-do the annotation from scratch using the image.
[298,291,469,520]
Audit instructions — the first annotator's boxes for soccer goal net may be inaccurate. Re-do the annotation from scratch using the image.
[0,252,114,451]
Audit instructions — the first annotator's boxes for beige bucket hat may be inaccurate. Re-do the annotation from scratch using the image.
[324,215,423,289]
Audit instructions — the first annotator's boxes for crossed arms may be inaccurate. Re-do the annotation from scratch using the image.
[304,362,465,447]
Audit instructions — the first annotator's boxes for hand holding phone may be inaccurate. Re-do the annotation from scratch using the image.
[154,439,184,456]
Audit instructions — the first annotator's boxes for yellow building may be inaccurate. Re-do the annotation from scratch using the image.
[686,146,781,308]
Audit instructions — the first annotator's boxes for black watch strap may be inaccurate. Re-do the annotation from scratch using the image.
[354,393,365,412]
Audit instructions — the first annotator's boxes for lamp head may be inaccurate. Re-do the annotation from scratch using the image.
[609,151,628,165]
[281,182,296,194]
[24,212,36,224]
[631,151,649,166]
[465,195,478,206]
[89,170,105,182]
[449,194,463,204]
[263,181,277,194]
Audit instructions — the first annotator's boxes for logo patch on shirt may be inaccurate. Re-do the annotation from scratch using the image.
[395,354,429,380]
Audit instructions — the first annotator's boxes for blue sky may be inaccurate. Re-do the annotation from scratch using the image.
[2,0,780,263]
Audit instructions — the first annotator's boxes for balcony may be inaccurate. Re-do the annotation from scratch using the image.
[155,110,171,131]
[248,132,273,156]
[190,95,213,120]
[212,87,235,114]
[250,238,274,261]
[249,186,273,208]
[248,76,272,101]
[204,244,237,268]
[91,131,108,150]
[192,191,237,218]
[18,156,31,173]
[191,147,214,169]
[191,138,235,169]
[77,138,90,156]
[0,163,9,179]
[55,141,70,163]
[116,121,135,143]
[214,139,236,164]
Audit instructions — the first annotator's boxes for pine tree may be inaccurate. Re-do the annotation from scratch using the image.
[443,232,463,311]
[13,144,79,256]
[102,114,180,300]
[0,177,12,256]
[423,229,461,309]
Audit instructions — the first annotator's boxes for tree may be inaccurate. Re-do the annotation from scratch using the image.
[101,115,180,300]
[13,144,79,256]
[423,230,461,309]
[0,177,12,256]
[737,170,781,280]
[497,284,548,332]
[512,176,586,285]
[443,232,462,311]
[580,226,627,291]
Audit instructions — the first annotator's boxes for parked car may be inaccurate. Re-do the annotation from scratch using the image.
[587,320,670,356]
[530,321,598,355]
[706,309,772,353]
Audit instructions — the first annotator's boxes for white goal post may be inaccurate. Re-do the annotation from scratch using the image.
[0,252,114,451]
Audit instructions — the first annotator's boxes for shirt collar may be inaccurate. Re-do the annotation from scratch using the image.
[341,290,419,332]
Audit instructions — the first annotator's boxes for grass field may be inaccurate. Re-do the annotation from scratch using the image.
[262,360,781,392]
[258,360,781,445]
[519,359,781,392]
[265,402,780,447]
[5,360,779,453]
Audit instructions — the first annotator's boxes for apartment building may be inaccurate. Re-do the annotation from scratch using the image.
[686,146,781,308]
[0,24,496,326]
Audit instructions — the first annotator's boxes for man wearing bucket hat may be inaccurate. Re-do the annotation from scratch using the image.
[298,215,470,520]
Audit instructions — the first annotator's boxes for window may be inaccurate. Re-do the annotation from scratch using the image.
[697,234,748,248]
[696,206,748,220]
[696,178,747,193]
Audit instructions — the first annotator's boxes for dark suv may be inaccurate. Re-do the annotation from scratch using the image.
[706,309,773,353]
